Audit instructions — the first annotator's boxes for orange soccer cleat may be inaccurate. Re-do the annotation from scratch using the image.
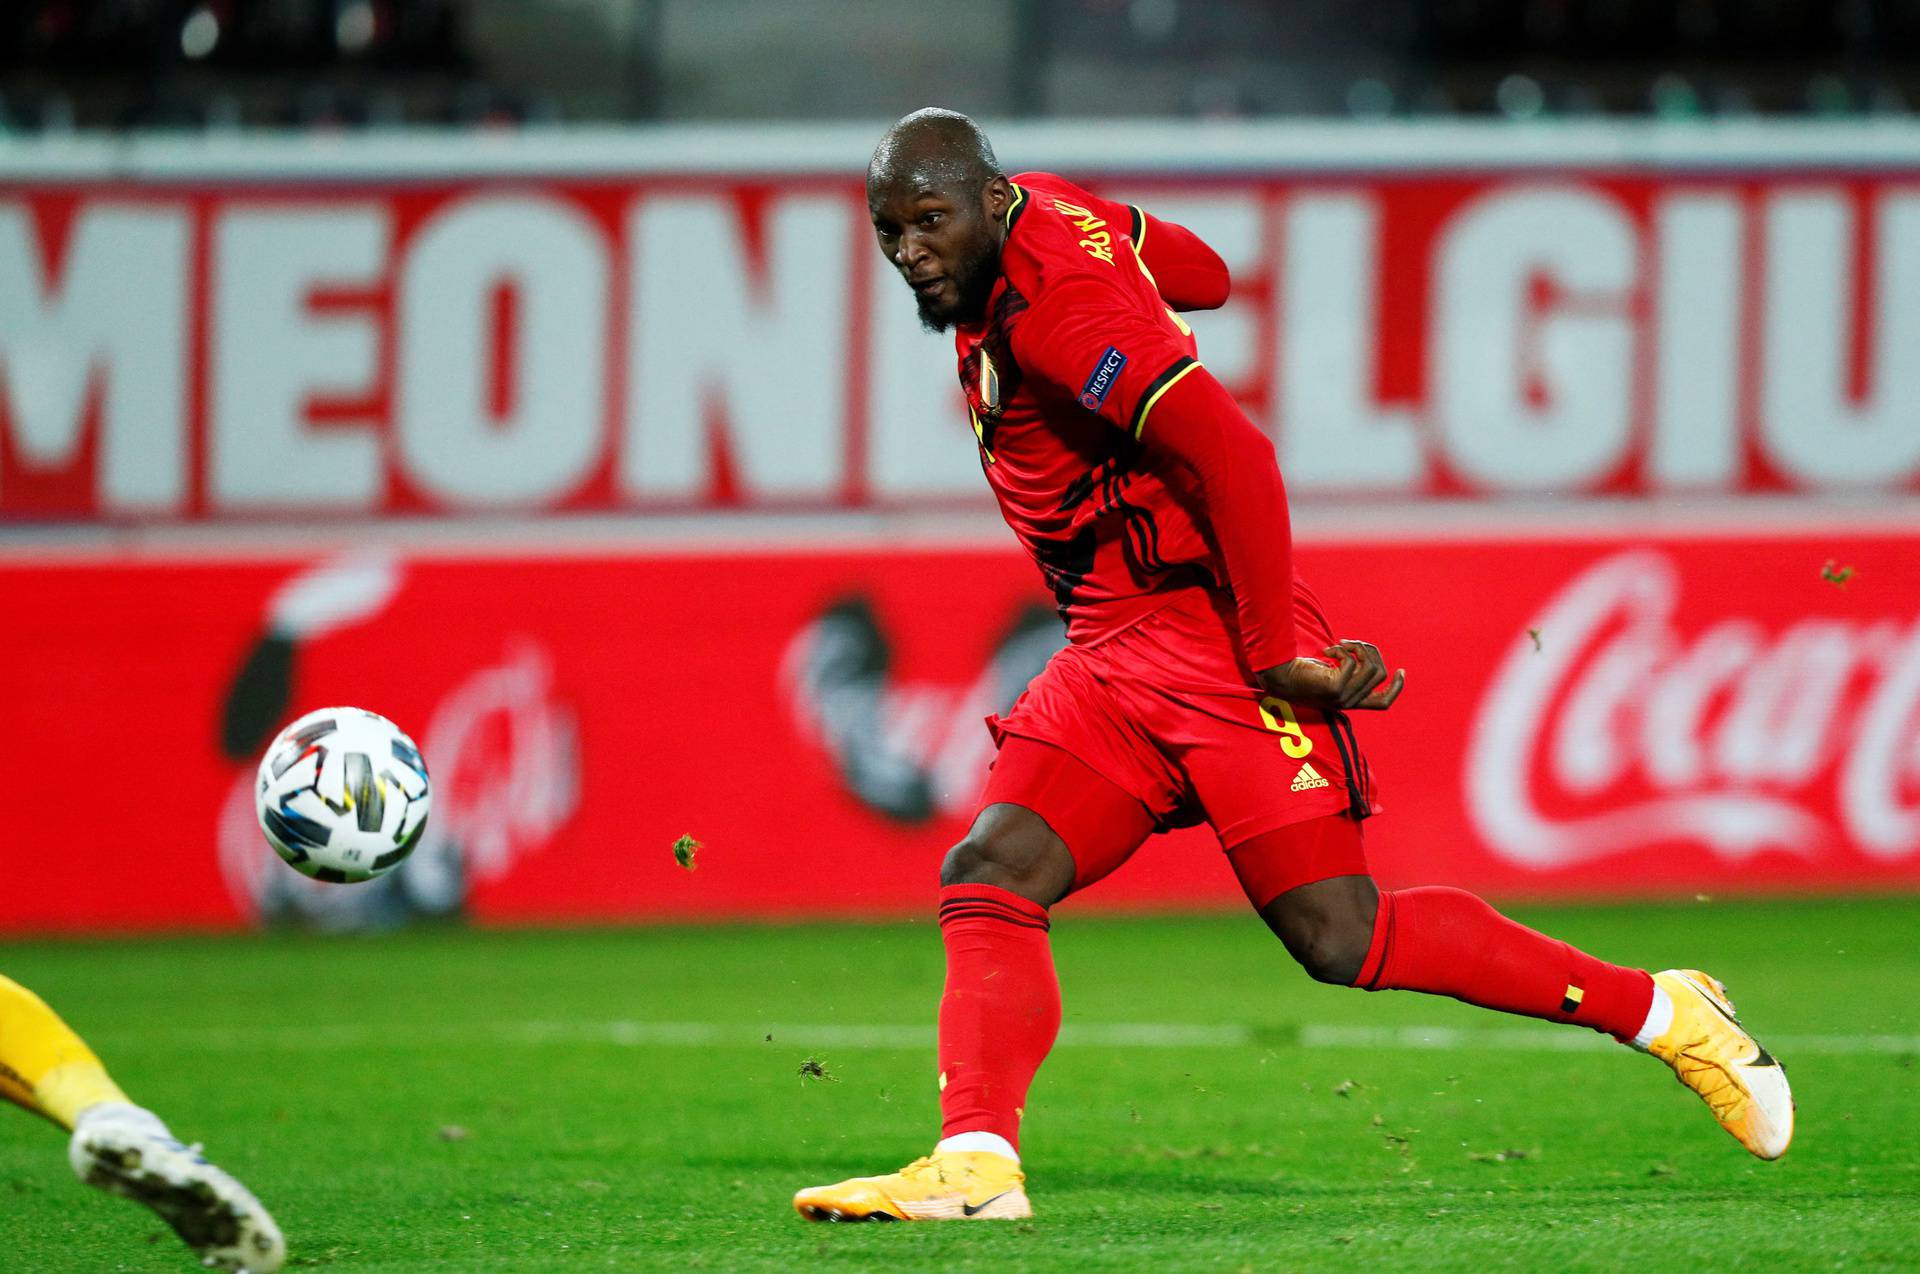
[793,1150,1030,1222]
[1645,969,1795,1160]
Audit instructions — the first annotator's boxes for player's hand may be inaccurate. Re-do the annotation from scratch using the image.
[1320,639,1404,710]
[1258,641,1405,712]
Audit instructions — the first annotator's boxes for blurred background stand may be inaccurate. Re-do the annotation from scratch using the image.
[4,0,1920,130]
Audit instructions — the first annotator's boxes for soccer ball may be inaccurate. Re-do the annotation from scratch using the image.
[255,707,431,883]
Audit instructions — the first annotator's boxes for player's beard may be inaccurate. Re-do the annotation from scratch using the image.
[916,249,999,334]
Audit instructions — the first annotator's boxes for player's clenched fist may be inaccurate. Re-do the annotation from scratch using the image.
[1258,640,1406,712]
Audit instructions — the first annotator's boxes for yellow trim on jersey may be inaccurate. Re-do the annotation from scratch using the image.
[1132,360,1203,440]
[970,406,996,463]
[1129,205,1147,251]
[1005,184,1028,228]
[1128,230,1191,337]
[1129,238,1159,288]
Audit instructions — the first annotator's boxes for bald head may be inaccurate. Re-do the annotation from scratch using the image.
[868,107,1002,202]
[866,108,1013,333]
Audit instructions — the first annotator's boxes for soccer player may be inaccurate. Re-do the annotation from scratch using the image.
[792,109,1793,1223]
[0,973,285,1271]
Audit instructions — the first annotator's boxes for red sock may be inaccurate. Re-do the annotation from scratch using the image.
[937,885,1059,1151]
[1354,887,1654,1039]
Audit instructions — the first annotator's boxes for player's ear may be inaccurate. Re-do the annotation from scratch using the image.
[982,176,1013,222]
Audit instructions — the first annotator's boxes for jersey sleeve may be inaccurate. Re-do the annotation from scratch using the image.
[1063,190,1230,313]
[1015,175,1231,314]
[1009,270,1297,671]
[1008,270,1197,439]
[1136,365,1298,669]
[1121,202,1231,313]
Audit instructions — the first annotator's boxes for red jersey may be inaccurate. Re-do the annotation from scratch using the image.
[953,172,1306,673]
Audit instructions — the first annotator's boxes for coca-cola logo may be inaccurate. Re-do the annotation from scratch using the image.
[1468,549,1920,867]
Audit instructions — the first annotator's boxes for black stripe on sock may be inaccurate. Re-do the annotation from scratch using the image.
[938,905,1050,932]
[938,901,1048,922]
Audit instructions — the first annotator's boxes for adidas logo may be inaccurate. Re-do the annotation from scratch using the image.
[1291,762,1330,792]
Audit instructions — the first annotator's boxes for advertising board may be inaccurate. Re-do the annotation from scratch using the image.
[3,526,1912,933]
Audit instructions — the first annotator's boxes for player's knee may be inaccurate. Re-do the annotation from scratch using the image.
[1288,923,1372,985]
[1260,876,1379,986]
[939,832,1037,893]
[940,835,994,887]
[938,808,1074,904]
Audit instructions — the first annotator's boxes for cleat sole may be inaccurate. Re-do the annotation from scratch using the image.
[72,1126,285,1272]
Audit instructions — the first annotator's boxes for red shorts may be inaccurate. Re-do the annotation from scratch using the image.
[981,734,1369,908]
[981,586,1379,904]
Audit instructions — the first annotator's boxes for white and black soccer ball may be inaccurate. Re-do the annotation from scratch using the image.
[255,707,431,884]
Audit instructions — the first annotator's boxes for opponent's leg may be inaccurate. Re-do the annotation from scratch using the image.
[1231,824,1792,1159]
[0,972,129,1127]
[0,974,286,1271]
[795,739,1155,1222]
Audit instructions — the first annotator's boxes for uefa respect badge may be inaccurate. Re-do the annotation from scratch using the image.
[1079,346,1127,410]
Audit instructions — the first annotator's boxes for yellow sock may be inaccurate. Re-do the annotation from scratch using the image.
[0,974,129,1130]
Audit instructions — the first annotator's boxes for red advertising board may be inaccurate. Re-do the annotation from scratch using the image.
[5,151,1920,520]
[2,527,1914,934]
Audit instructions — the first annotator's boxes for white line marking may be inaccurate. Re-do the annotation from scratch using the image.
[93,1020,1917,1055]
[1298,1025,1920,1055]
[1301,1025,1614,1053]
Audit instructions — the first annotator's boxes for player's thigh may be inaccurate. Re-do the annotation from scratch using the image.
[1225,814,1373,913]
[967,736,1157,903]
[1228,816,1377,983]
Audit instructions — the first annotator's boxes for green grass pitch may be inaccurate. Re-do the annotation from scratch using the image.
[2,898,1916,1271]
